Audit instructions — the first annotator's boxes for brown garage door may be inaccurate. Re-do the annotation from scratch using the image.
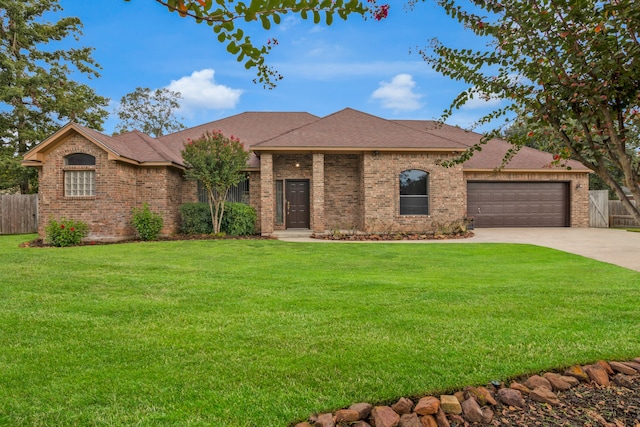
[467,182,569,227]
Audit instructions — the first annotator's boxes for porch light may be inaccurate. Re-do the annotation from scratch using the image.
[295,162,300,168]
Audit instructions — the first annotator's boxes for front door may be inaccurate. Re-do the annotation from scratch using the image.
[285,180,310,228]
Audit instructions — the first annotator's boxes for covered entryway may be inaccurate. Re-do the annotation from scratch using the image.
[467,181,569,227]
[286,180,310,228]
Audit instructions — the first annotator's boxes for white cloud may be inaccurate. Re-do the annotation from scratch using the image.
[462,88,502,110]
[166,69,242,112]
[371,74,423,111]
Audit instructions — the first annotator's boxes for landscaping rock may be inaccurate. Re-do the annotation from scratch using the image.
[371,406,400,427]
[461,397,483,423]
[352,422,372,427]
[612,373,635,389]
[525,374,553,391]
[447,414,465,426]
[398,413,420,427]
[622,361,640,373]
[559,375,580,387]
[453,391,465,403]
[509,381,531,394]
[439,395,462,415]
[350,403,373,420]
[314,413,335,427]
[391,397,414,415]
[419,415,437,427]
[481,407,494,423]
[414,396,440,416]
[596,360,614,375]
[543,372,573,391]
[335,409,360,423]
[434,408,450,427]
[497,388,525,408]
[295,422,313,427]
[466,386,497,406]
[585,364,610,386]
[609,361,637,375]
[529,386,560,406]
[564,365,589,382]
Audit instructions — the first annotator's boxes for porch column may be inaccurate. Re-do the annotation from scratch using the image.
[260,153,274,236]
[312,153,325,234]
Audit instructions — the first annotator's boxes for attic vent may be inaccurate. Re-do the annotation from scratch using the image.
[65,153,95,166]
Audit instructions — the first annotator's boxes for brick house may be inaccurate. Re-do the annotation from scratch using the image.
[22,108,590,241]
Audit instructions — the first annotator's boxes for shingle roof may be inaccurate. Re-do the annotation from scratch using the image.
[394,120,590,171]
[252,108,468,151]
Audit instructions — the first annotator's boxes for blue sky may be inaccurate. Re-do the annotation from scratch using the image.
[54,0,500,134]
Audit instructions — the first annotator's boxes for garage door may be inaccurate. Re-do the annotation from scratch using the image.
[467,182,569,227]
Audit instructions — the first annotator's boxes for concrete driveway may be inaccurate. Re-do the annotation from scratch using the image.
[467,228,640,272]
[276,228,640,272]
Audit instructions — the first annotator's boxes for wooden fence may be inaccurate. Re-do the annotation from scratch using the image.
[609,199,639,228]
[589,190,609,228]
[0,194,38,235]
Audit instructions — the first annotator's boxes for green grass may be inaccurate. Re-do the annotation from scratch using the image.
[1,235,639,426]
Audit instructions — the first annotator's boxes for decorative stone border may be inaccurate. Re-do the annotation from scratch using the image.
[293,358,640,427]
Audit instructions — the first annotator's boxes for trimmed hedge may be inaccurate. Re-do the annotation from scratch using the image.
[180,202,256,236]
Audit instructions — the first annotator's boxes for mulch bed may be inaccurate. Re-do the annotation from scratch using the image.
[311,231,474,241]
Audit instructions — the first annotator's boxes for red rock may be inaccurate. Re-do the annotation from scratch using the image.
[529,386,560,406]
[564,365,589,382]
[585,364,610,386]
[453,391,465,403]
[349,403,373,420]
[509,381,531,394]
[524,374,552,391]
[633,357,640,365]
[613,373,635,389]
[559,375,580,386]
[497,388,525,408]
[439,395,461,415]
[543,372,572,391]
[352,422,372,427]
[335,409,360,422]
[434,408,450,427]
[415,396,440,416]
[391,397,414,415]
[371,406,400,427]
[448,414,465,425]
[610,361,637,375]
[419,415,437,427]
[314,413,335,427]
[294,422,313,427]
[399,413,420,427]
[622,361,640,373]
[597,360,614,375]
[461,397,483,423]
[467,386,497,406]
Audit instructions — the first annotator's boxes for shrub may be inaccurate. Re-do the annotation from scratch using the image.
[45,218,89,247]
[180,202,256,236]
[131,203,164,241]
[221,202,256,236]
[180,203,213,235]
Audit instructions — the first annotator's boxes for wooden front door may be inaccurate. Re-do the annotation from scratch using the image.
[286,180,310,228]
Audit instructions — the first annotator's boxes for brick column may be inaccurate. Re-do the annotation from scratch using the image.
[260,153,274,236]
[312,153,325,234]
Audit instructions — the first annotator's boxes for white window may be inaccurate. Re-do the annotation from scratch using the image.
[65,170,95,197]
[64,153,96,197]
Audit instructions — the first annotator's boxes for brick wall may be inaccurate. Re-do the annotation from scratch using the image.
[464,171,590,227]
[38,134,190,241]
[324,154,362,231]
[362,152,466,233]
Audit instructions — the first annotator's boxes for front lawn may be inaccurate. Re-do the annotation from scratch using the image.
[1,235,639,426]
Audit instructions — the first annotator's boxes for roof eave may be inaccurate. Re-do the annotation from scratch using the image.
[251,146,467,153]
[463,168,592,173]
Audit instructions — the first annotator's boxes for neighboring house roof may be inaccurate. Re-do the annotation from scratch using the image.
[394,120,589,172]
[252,108,468,151]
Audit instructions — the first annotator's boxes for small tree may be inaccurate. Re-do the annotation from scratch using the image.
[115,87,185,137]
[181,131,249,234]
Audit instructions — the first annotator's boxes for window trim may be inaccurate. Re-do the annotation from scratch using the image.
[399,169,429,216]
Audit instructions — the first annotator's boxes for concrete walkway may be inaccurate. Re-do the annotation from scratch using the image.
[275,228,640,272]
